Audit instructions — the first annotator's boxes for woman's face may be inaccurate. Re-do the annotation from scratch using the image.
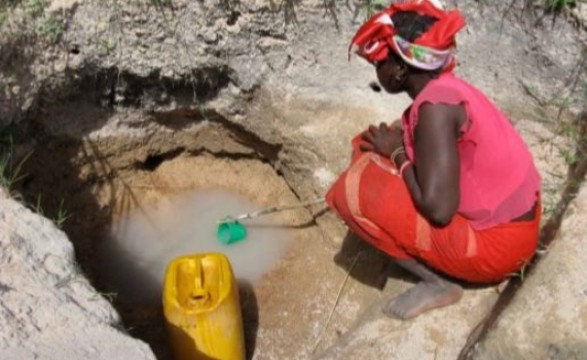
[375,58,406,94]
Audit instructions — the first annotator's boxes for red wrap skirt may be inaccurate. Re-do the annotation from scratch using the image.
[326,135,540,283]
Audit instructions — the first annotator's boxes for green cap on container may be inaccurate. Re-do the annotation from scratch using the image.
[217,221,247,245]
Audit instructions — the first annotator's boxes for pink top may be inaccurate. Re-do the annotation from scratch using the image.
[401,73,540,230]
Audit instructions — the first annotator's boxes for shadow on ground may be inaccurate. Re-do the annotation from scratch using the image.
[333,231,416,291]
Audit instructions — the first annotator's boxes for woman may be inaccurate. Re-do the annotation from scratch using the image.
[326,0,541,320]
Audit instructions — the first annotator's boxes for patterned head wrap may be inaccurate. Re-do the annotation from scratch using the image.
[349,0,466,72]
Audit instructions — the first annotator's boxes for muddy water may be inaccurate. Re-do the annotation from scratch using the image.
[96,189,294,304]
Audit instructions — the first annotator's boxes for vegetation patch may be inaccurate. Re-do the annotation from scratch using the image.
[0,0,64,44]
[544,0,579,12]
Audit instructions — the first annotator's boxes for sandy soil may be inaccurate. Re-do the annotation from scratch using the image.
[18,146,393,359]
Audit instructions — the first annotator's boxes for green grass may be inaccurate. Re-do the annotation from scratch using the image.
[29,193,71,228]
[366,0,388,17]
[100,39,117,54]
[32,193,44,216]
[0,11,8,29]
[27,0,46,17]
[0,145,31,191]
[508,261,529,281]
[544,0,578,12]
[0,0,23,9]
[149,0,172,6]
[36,15,63,43]
[0,0,64,45]
[220,0,239,10]
[54,198,70,229]
[0,155,20,189]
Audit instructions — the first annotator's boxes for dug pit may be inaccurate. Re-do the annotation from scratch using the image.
[11,100,389,359]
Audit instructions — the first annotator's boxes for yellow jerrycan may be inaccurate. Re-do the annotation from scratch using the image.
[163,253,245,360]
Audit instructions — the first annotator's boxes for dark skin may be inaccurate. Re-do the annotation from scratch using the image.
[361,59,465,226]
[359,58,535,320]
[363,59,536,225]
[361,105,463,226]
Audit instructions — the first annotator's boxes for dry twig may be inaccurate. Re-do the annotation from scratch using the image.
[311,251,362,355]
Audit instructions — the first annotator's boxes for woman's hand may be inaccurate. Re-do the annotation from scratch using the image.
[359,122,403,157]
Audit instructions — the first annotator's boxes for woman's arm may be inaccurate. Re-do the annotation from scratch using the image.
[361,103,465,226]
[396,103,464,225]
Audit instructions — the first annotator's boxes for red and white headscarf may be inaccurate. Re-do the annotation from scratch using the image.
[349,0,466,72]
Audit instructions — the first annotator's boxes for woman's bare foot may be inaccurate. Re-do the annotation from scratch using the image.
[382,280,463,320]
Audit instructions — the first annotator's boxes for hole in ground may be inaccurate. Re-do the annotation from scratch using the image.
[6,66,386,358]
[13,116,334,359]
[137,149,184,171]
[90,161,299,359]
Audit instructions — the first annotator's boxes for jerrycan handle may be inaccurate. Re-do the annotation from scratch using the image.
[187,259,210,307]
